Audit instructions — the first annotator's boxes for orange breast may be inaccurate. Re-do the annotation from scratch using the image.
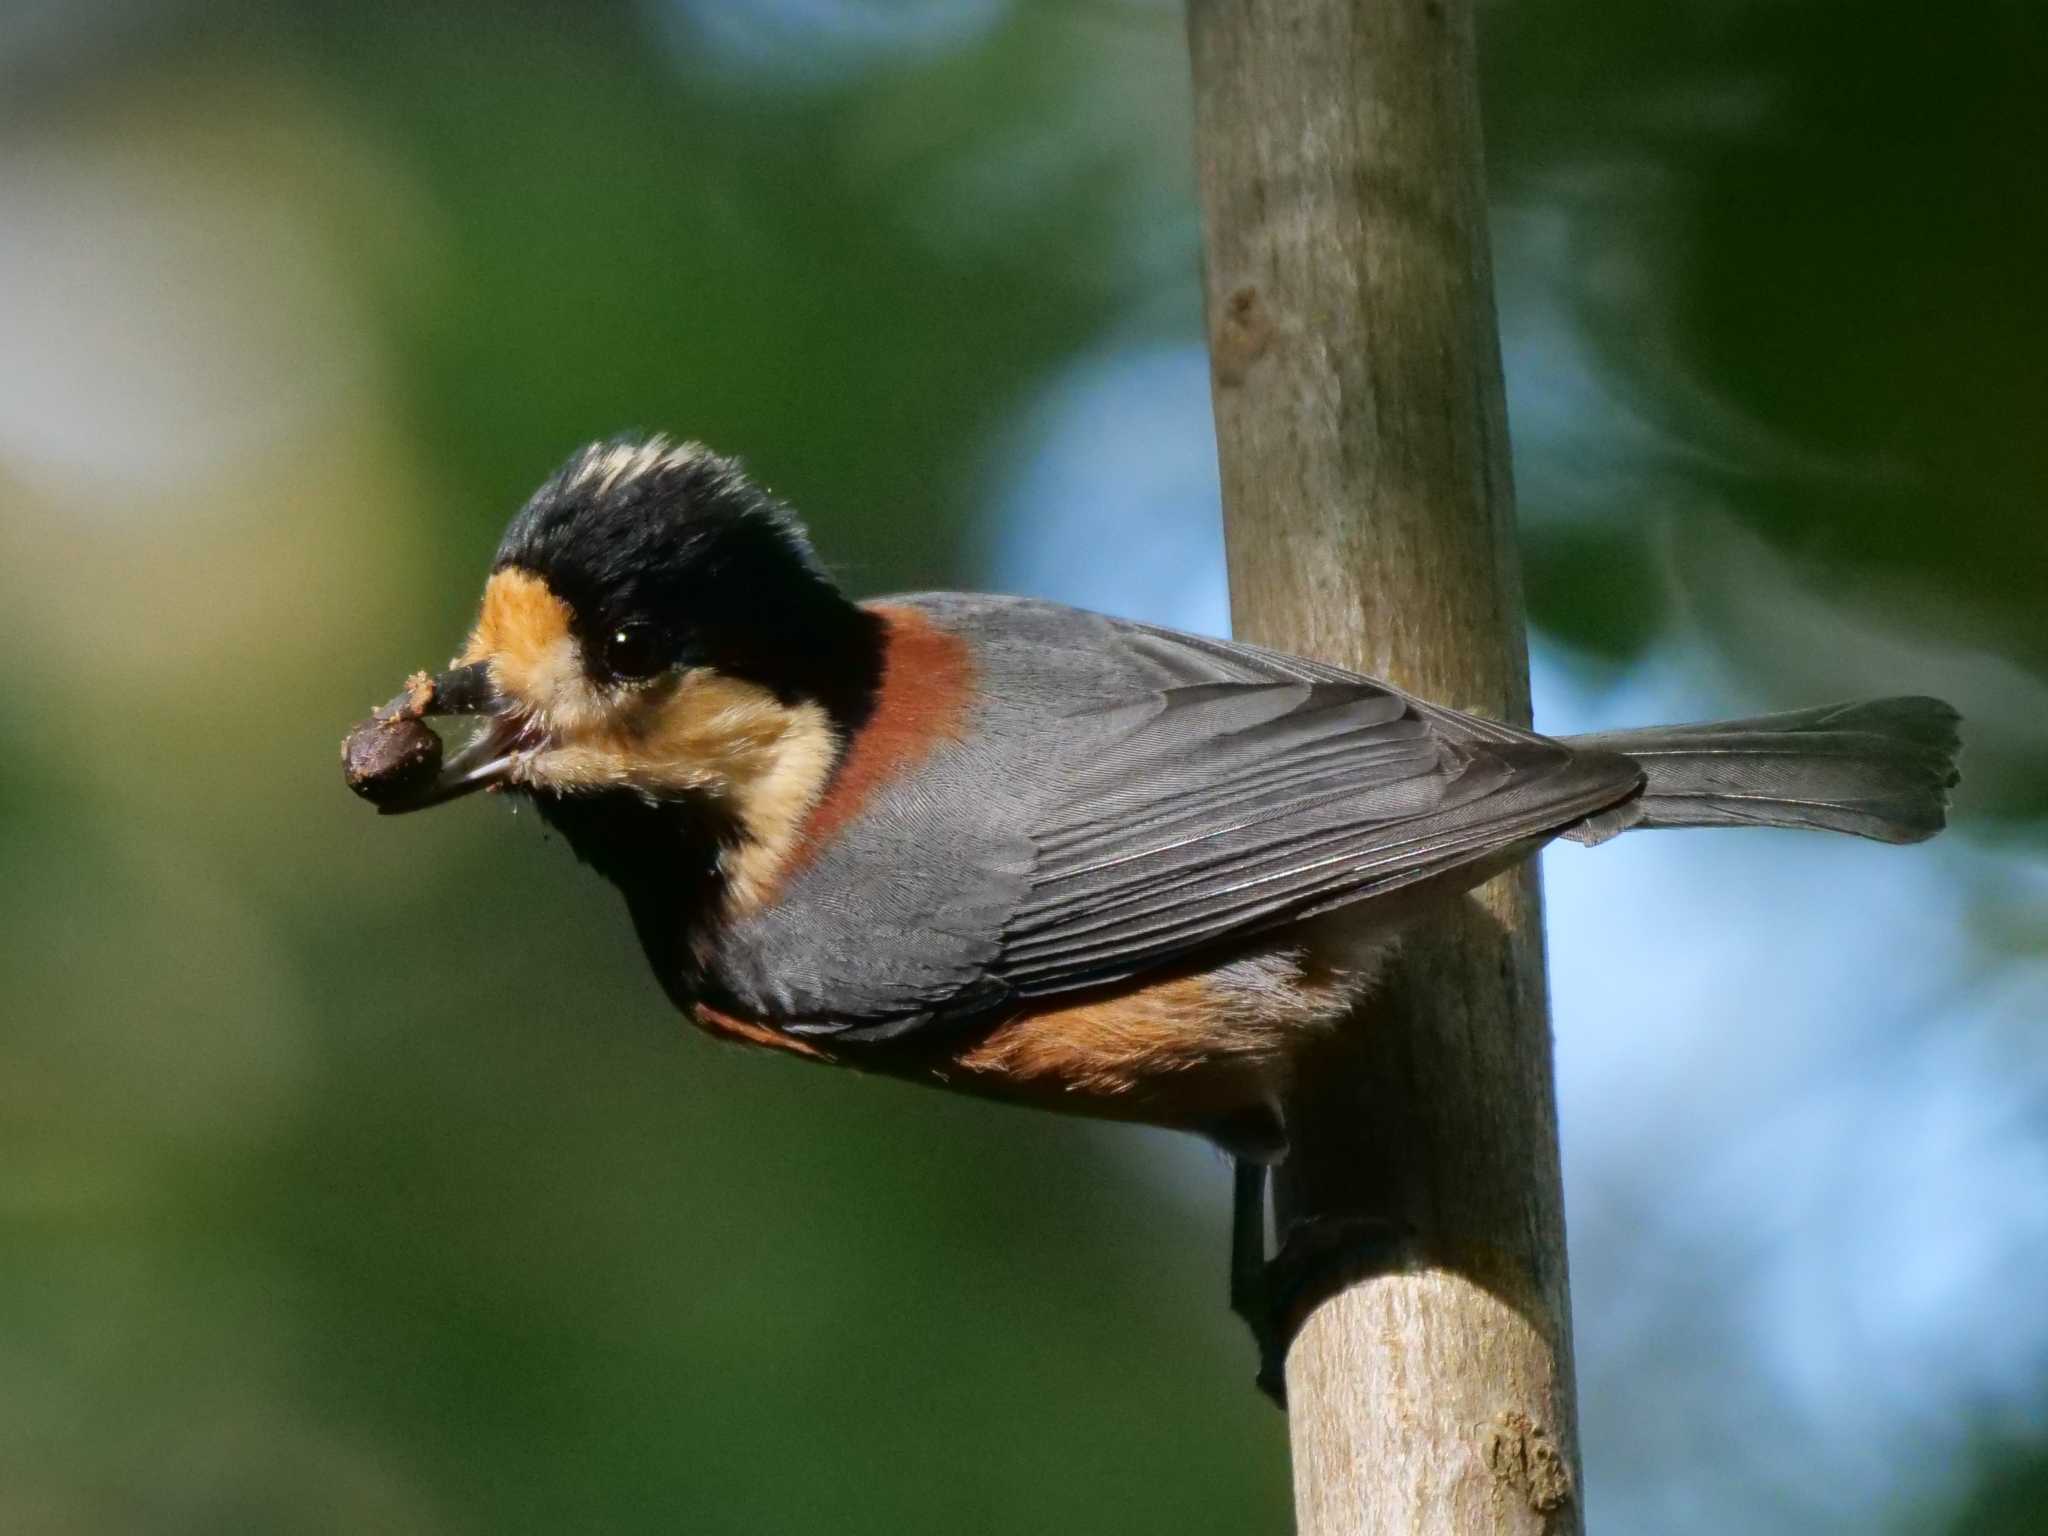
[937,969,1302,1129]
[687,975,1282,1130]
[685,920,1389,1135]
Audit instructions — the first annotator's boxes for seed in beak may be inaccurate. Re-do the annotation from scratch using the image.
[343,714,445,805]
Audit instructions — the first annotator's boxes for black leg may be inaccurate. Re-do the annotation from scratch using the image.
[1228,1157,1415,1408]
[1229,1157,1267,1329]
[1228,1158,1290,1406]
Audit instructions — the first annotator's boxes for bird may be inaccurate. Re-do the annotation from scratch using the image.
[348,433,1962,1386]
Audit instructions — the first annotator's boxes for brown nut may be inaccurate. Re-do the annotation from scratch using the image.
[343,714,443,805]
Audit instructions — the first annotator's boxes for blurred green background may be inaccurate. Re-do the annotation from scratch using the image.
[2,2,2043,1531]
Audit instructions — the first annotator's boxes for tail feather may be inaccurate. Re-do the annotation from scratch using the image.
[1562,697,1962,847]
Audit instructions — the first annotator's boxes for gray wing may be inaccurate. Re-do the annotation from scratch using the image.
[708,595,1640,1040]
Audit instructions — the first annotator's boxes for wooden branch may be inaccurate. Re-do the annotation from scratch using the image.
[1186,1,1583,1531]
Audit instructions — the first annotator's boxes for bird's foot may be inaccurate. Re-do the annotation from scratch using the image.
[1236,1211,1412,1407]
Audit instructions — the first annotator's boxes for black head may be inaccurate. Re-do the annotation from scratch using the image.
[492,438,879,721]
[368,436,882,820]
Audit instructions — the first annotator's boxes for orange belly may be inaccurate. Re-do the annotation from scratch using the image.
[688,912,1391,1138]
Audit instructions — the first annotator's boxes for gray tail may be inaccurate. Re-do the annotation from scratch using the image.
[1562,696,1962,847]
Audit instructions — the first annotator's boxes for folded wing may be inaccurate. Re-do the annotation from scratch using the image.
[716,598,1639,1041]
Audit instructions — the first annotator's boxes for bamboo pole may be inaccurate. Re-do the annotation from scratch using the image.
[1185,2,1583,1531]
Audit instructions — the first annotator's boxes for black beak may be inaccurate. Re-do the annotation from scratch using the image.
[415,660,498,718]
[369,661,538,816]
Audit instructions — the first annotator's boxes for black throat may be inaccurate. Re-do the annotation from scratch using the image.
[531,790,732,1011]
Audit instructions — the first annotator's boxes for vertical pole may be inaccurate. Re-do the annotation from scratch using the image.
[1186,2,1583,1531]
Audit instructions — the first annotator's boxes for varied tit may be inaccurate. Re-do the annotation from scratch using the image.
[347,435,1961,1376]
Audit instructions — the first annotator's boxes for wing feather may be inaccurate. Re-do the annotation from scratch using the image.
[980,630,1637,1000]
[710,596,1641,1039]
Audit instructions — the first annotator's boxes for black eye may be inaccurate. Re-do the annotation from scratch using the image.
[600,622,665,682]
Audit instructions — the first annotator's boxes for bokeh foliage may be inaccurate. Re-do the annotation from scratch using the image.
[1491,3,2047,696]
